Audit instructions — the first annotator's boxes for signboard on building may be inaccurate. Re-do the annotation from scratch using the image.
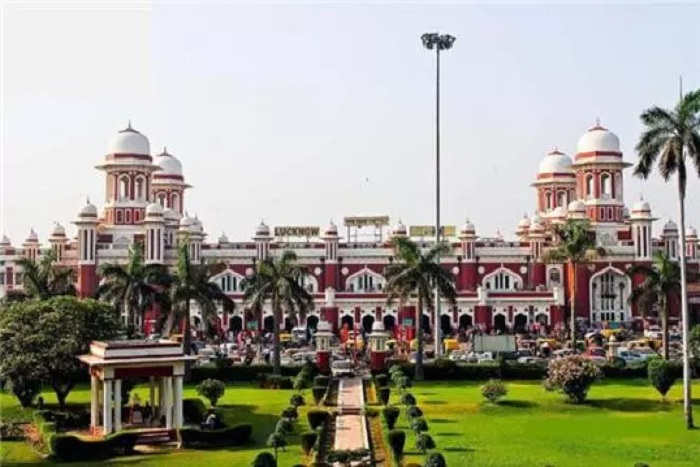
[409,225,456,237]
[344,216,390,227]
[273,226,320,238]
[402,318,414,326]
[473,335,516,353]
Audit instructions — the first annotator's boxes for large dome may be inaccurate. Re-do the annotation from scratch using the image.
[538,149,573,175]
[154,148,183,177]
[108,123,150,156]
[576,122,620,154]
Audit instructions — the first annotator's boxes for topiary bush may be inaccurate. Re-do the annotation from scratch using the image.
[481,379,508,404]
[314,375,330,387]
[300,431,318,455]
[415,433,436,454]
[275,418,294,436]
[252,451,277,467]
[388,429,406,462]
[648,358,677,399]
[379,387,391,406]
[424,452,447,467]
[383,406,400,430]
[179,424,253,448]
[410,417,429,434]
[281,406,299,420]
[396,376,412,392]
[312,386,327,406]
[544,355,601,404]
[183,398,208,424]
[267,432,288,461]
[196,378,226,406]
[307,409,329,430]
[407,405,423,419]
[50,432,138,461]
[375,374,389,387]
[290,394,306,407]
[400,392,416,406]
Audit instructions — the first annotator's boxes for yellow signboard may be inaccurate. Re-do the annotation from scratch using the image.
[343,216,390,227]
[409,225,457,237]
[273,226,320,237]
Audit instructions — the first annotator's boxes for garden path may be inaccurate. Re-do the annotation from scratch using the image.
[333,377,369,453]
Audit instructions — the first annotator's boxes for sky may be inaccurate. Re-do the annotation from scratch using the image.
[2,0,700,244]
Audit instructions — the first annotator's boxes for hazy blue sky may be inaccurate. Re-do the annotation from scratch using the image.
[2,0,700,243]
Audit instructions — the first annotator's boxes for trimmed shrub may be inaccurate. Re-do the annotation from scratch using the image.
[50,432,138,461]
[481,379,508,404]
[179,424,253,448]
[411,417,429,434]
[424,452,447,467]
[196,379,226,406]
[407,405,423,419]
[415,433,436,454]
[267,432,288,460]
[379,387,391,406]
[183,398,208,424]
[314,375,330,387]
[363,407,379,417]
[276,418,294,435]
[301,431,318,455]
[648,358,677,398]
[383,406,400,429]
[396,376,412,392]
[281,406,299,420]
[307,410,329,430]
[544,355,601,404]
[388,429,406,461]
[290,394,306,408]
[312,386,327,406]
[375,374,389,387]
[400,393,416,406]
[252,451,277,467]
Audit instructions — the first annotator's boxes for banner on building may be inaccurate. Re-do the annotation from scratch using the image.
[409,225,456,237]
[343,216,390,227]
[273,226,320,238]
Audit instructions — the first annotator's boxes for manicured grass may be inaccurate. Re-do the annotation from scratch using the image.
[392,379,700,467]
[0,383,313,466]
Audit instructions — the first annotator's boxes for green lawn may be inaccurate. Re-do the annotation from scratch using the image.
[392,379,700,467]
[1,383,312,466]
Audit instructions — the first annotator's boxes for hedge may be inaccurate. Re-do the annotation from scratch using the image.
[179,423,253,448]
[190,365,307,383]
[183,398,208,424]
[50,432,138,462]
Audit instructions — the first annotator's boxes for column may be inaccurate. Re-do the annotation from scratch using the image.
[114,379,122,432]
[149,377,156,418]
[164,376,173,429]
[173,376,184,428]
[90,375,100,429]
[103,380,113,435]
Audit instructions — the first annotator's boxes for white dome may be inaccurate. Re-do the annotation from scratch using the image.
[530,214,542,225]
[218,232,230,244]
[371,321,385,332]
[460,219,475,234]
[164,208,180,221]
[51,222,66,237]
[568,200,586,212]
[108,123,150,156]
[78,200,98,218]
[663,220,678,233]
[154,148,183,177]
[179,215,194,228]
[393,221,407,235]
[551,206,567,218]
[0,234,10,246]
[538,149,573,175]
[145,202,164,217]
[632,200,651,213]
[517,215,530,228]
[325,222,338,236]
[686,227,697,238]
[26,228,38,243]
[576,123,620,154]
[191,218,203,233]
[255,221,270,236]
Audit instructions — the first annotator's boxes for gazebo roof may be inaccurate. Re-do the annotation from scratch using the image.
[77,340,197,367]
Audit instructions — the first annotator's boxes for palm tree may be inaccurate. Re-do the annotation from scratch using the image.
[544,219,605,350]
[14,250,76,300]
[98,246,171,334]
[634,89,700,429]
[628,251,681,360]
[167,241,233,356]
[383,236,457,381]
[241,250,314,375]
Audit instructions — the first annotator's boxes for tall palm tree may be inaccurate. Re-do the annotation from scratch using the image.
[383,236,457,381]
[167,241,233,355]
[628,251,681,360]
[241,250,314,375]
[544,219,605,350]
[634,89,700,429]
[14,250,76,300]
[97,246,171,333]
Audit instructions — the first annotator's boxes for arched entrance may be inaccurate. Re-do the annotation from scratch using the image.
[263,316,274,333]
[383,315,396,334]
[493,314,507,332]
[514,314,528,332]
[341,314,354,330]
[459,314,473,330]
[230,316,243,333]
[284,317,294,332]
[362,314,375,333]
[306,315,319,331]
[440,314,452,338]
[421,314,431,335]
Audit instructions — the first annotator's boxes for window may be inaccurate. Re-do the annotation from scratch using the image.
[601,173,611,198]
[171,193,180,212]
[15,273,23,284]
[218,274,241,293]
[157,193,167,207]
[297,274,318,293]
[557,191,567,207]
[585,174,594,198]
[0,272,4,285]
[119,176,130,200]
[135,176,146,201]
[591,270,629,322]
[484,269,521,291]
[545,191,552,210]
[349,271,384,293]
[116,210,123,224]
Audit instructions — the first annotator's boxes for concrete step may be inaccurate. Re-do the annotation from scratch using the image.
[135,429,176,445]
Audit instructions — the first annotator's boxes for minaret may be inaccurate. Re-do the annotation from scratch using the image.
[686,227,698,262]
[322,221,339,290]
[144,203,166,264]
[48,222,68,263]
[458,219,477,290]
[516,215,530,242]
[629,200,656,260]
[532,148,576,216]
[189,216,205,263]
[22,229,40,261]
[152,147,191,215]
[73,199,99,298]
[253,221,272,261]
[661,220,679,260]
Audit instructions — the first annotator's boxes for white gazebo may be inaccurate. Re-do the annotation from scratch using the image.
[78,340,197,436]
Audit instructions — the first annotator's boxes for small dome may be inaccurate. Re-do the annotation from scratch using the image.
[78,199,98,218]
[663,220,679,233]
[51,222,66,237]
[255,221,270,237]
[218,232,230,244]
[576,122,621,154]
[179,215,194,228]
[108,122,150,156]
[686,227,697,238]
[530,214,542,225]
[518,215,530,228]
[0,234,11,246]
[551,206,567,218]
[154,148,183,177]
[460,219,475,234]
[325,222,338,236]
[371,321,386,332]
[191,218,203,234]
[25,228,38,243]
[164,208,180,221]
[568,200,586,212]
[538,149,573,175]
[393,221,407,235]
[145,202,164,217]
[632,200,651,213]
[529,215,544,232]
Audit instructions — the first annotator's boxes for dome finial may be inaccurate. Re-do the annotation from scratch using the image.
[86,195,90,205]
[127,119,132,130]
[595,116,601,126]
[163,146,167,154]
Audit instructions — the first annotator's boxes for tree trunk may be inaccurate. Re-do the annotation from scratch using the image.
[52,380,74,411]
[183,300,192,380]
[272,299,282,376]
[415,295,424,381]
[677,179,694,428]
[570,261,577,351]
[661,294,669,360]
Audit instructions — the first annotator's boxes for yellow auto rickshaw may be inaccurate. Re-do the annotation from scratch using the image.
[443,338,459,353]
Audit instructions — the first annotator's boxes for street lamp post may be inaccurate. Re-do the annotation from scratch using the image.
[422,32,455,358]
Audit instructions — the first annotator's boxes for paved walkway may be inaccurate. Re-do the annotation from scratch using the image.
[333,377,369,453]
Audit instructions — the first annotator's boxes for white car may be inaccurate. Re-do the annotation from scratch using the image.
[618,351,645,366]
[331,360,355,378]
[517,356,547,365]
[634,348,659,361]
[644,326,663,340]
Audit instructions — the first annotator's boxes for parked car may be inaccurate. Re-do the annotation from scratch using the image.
[331,360,355,378]
[644,326,663,340]
[618,350,645,366]
[516,356,547,365]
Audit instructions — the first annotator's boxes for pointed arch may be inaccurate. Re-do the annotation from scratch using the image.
[211,269,246,293]
[346,267,385,293]
[482,267,522,291]
[589,266,631,323]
